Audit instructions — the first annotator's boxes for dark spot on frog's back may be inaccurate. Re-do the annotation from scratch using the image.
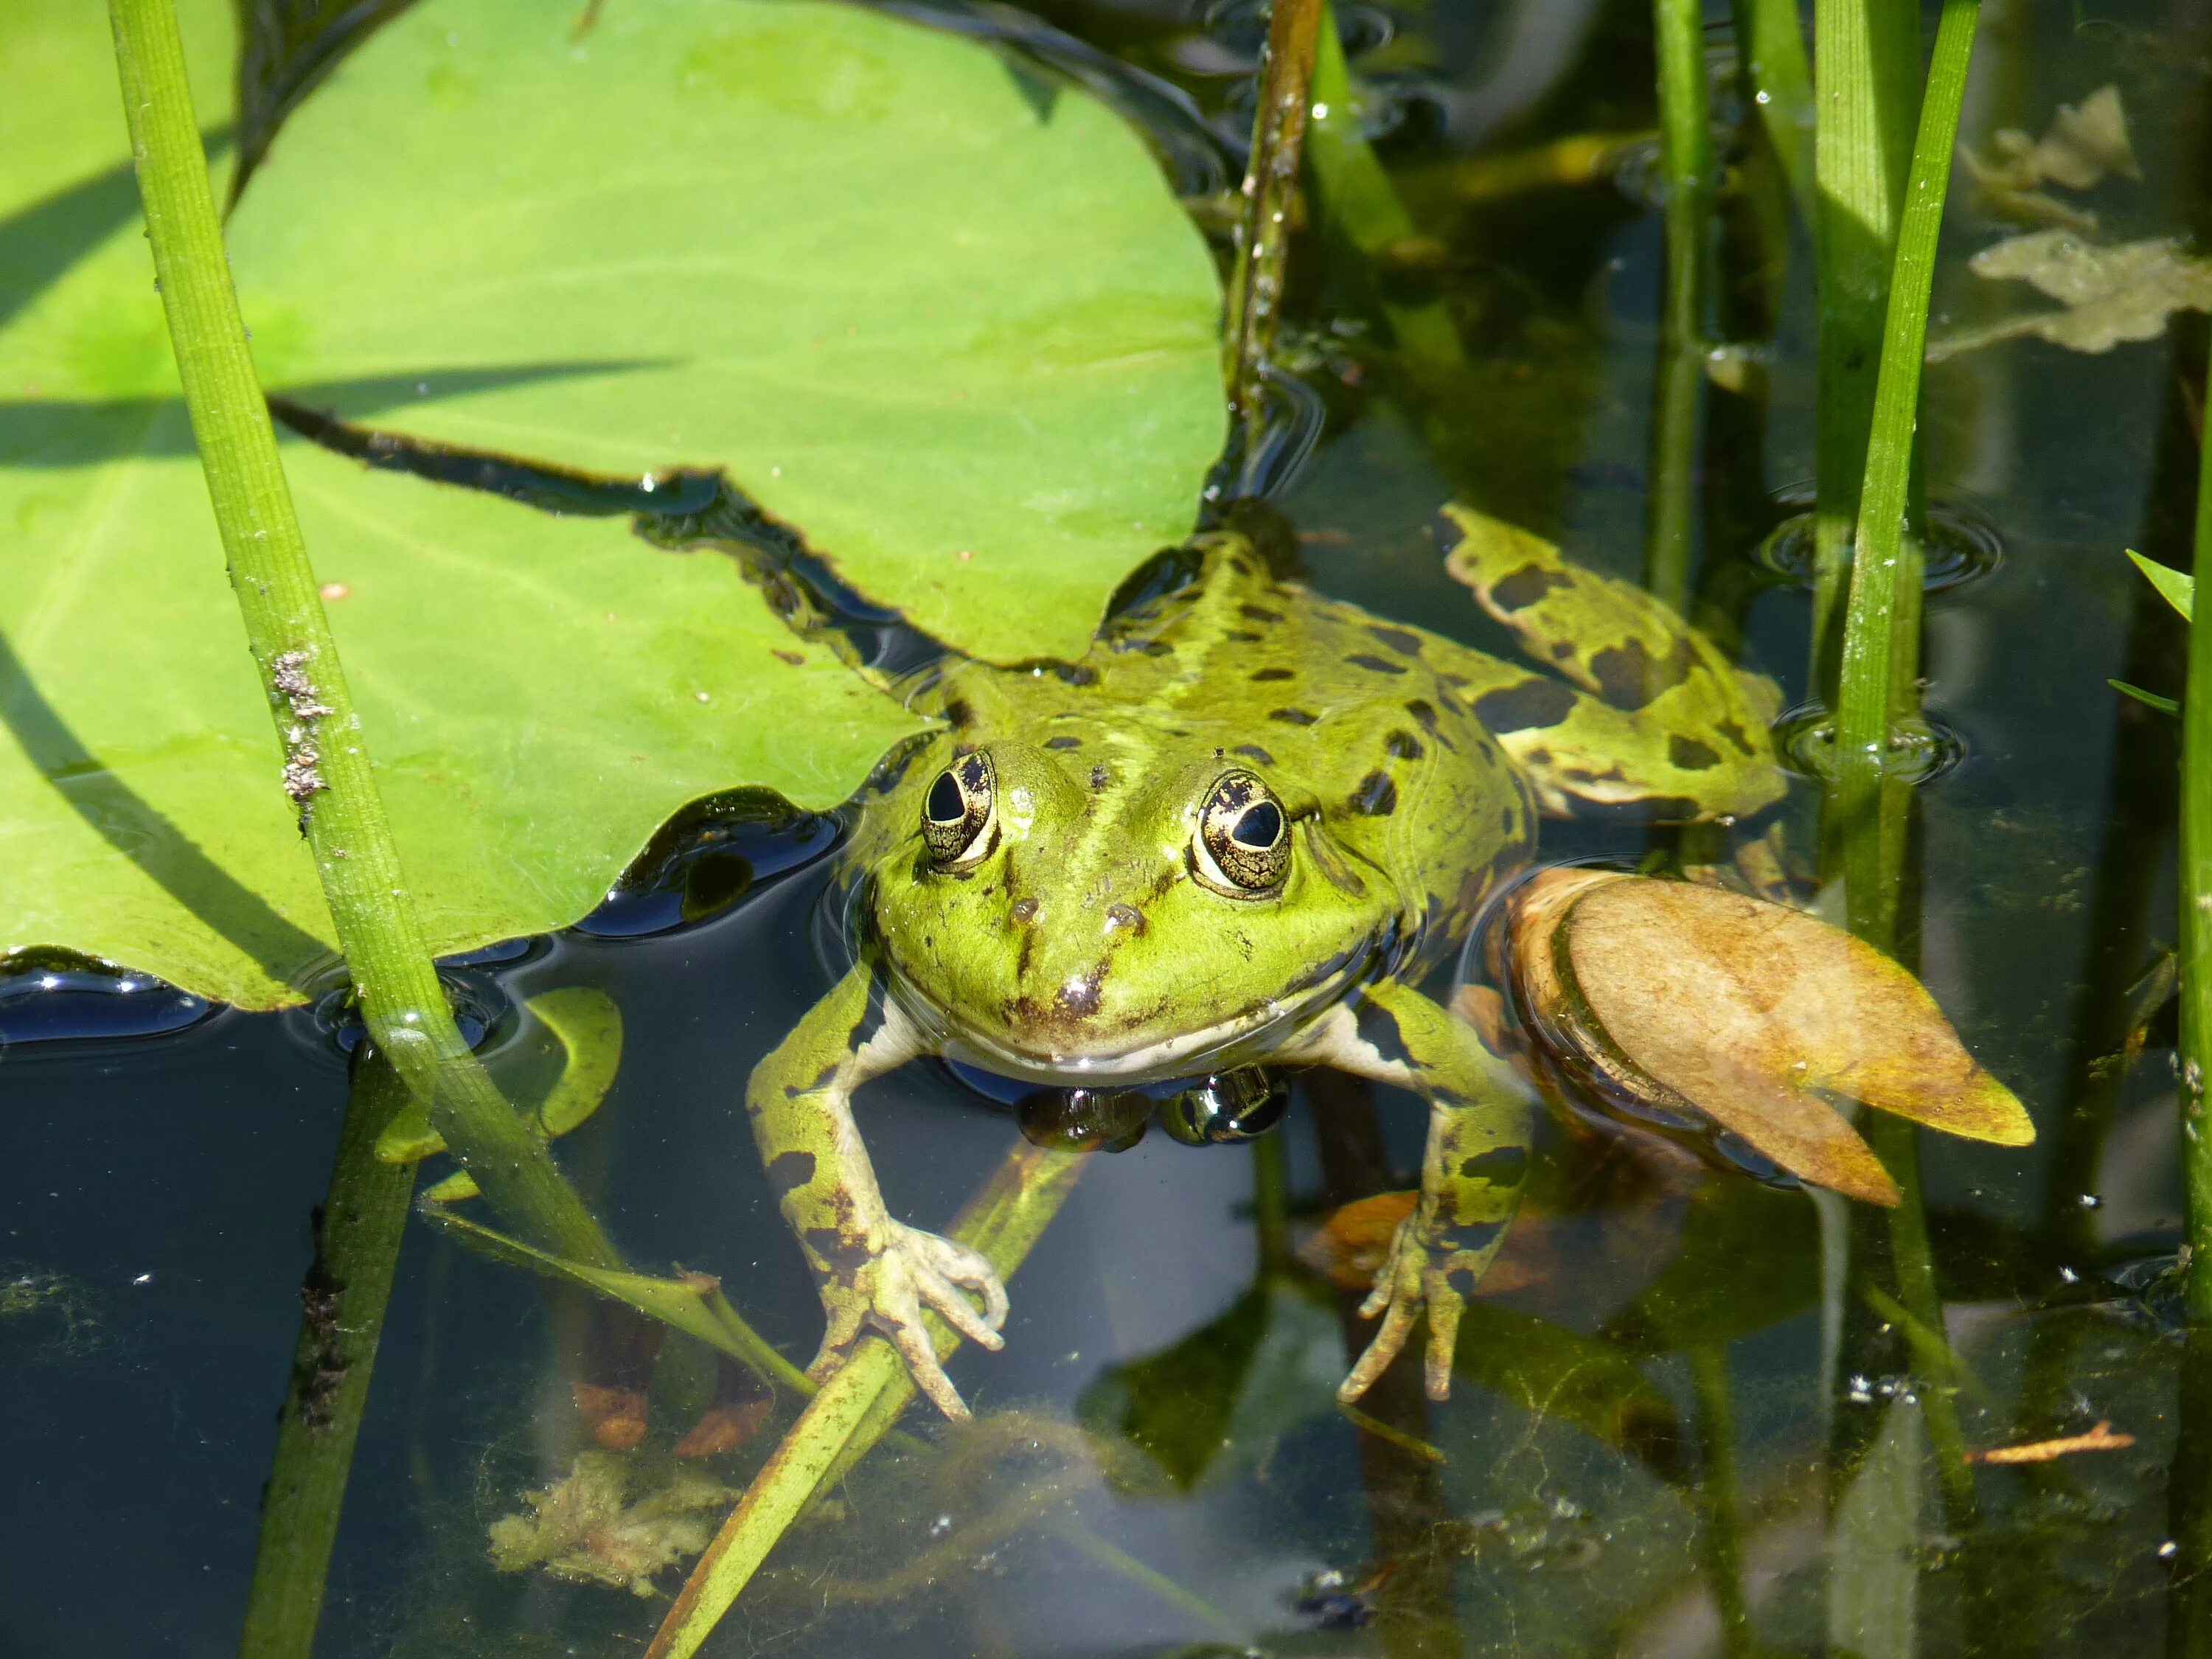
[1368,624,1422,656]
[1045,734,1082,750]
[1459,1147,1527,1187]
[1385,730,1424,759]
[1474,678,1578,732]
[766,1151,816,1200]
[1669,734,1722,771]
[1233,743,1275,765]
[1405,699,1438,734]
[1251,667,1294,682]
[1488,564,1570,611]
[1588,639,1691,710]
[1350,771,1398,815]
[1240,603,1284,624]
[942,697,973,728]
[1715,717,1756,755]
[1270,708,1319,726]
[1345,653,1407,675]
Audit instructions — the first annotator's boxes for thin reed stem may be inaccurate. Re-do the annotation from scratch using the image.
[237,1051,417,1659]
[2180,320,2212,1322]
[108,0,619,1271]
[1646,0,1714,612]
[1224,0,1324,451]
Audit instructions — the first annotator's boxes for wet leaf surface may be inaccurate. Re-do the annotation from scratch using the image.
[1512,872,2033,1206]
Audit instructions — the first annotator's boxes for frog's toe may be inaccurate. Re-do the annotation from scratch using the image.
[896,1222,1010,1340]
[1338,1216,1474,1404]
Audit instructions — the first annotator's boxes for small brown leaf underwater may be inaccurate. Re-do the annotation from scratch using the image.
[1301,1189,1545,1295]
[1509,872,2032,1206]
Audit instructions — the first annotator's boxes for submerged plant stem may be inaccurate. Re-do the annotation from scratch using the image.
[647,1141,1088,1659]
[2182,321,2212,1324]
[1736,0,1815,221]
[1223,0,1323,448]
[1646,0,1714,613]
[1688,1345,1752,1658]
[1306,2,1464,372]
[106,0,617,1271]
[237,1052,416,1659]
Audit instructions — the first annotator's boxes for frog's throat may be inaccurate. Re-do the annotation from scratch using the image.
[880,959,1375,1088]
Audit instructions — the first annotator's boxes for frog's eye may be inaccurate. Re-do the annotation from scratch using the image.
[1192,770,1291,896]
[921,750,996,867]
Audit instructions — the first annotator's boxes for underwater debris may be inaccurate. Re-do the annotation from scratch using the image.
[1930,232,2212,361]
[1961,83,2140,231]
[1964,1421,2138,1466]
[487,1450,734,1599]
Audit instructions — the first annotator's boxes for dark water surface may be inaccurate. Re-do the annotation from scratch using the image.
[7,0,2212,1654]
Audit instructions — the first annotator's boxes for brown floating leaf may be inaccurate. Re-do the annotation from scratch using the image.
[1930,232,2212,361]
[1510,872,2032,1206]
[1964,1420,2135,1466]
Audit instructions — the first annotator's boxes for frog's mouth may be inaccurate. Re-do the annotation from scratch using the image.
[881,950,1379,1088]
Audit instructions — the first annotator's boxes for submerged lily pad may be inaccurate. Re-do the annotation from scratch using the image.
[1,0,1220,1006]
[224,0,1225,665]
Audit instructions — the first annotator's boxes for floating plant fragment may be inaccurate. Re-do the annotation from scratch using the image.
[1509,871,2033,1206]
[1960,83,2138,230]
[488,1450,734,1599]
[1927,232,2212,361]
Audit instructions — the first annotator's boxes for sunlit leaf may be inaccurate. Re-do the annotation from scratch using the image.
[224,0,1223,665]
[1511,872,2033,1207]
[2,0,1220,1006]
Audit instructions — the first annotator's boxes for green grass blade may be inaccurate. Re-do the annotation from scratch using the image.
[1223,0,1323,446]
[1832,0,1980,949]
[1646,0,1715,612]
[2178,325,2212,1326]
[2129,548,2196,622]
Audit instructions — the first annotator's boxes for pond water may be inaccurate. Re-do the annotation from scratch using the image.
[6,0,2211,1655]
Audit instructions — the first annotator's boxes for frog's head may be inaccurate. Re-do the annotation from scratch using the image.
[868,740,1395,1081]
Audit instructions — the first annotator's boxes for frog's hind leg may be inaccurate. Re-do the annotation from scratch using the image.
[1288,978,1534,1402]
[746,963,1009,1419]
[1436,505,1787,821]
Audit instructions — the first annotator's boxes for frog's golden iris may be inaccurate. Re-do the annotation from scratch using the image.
[745,507,1788,1419]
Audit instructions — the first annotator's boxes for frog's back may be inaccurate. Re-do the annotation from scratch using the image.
[927,536,1536,971]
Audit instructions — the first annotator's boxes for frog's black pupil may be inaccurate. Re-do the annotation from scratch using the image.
[926,771,964,824]
[1231,801,1281,848]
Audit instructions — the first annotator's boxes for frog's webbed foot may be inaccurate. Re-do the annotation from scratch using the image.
[1339,1213,1497,1403]
[808,1220,1010,1420]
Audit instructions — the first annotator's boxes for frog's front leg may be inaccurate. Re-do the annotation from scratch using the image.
[746,963,1009,1419]
[1292,977,1533,1403]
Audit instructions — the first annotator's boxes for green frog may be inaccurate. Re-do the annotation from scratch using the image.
[746,506,1785,1418]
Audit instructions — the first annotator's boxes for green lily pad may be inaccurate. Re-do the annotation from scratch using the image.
[224,0,1225,664]
[2,0,1220,1007]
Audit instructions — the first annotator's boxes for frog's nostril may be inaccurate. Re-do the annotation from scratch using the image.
[1011,897,1040,924]
[1104,902,1145,937]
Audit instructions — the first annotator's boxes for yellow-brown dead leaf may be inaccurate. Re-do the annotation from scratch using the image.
[1507,872,2032,1207]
